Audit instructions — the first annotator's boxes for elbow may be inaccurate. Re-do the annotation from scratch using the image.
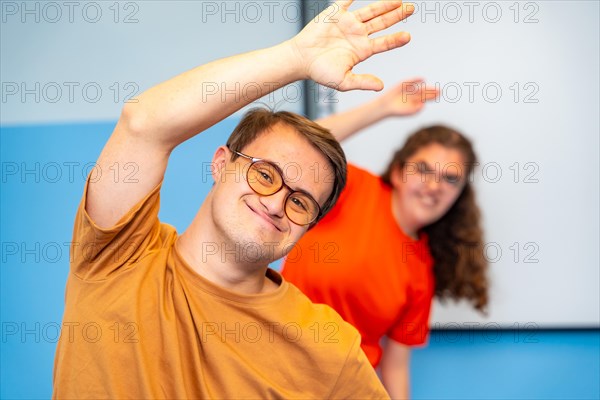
[118,102,152,139]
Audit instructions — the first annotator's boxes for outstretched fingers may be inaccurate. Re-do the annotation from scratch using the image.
[398,78,425,92]
[335,0,355,11]
[422,86,441,100]
[400,79,440,100]
[370,31,412,55]
[353,0,404,23]
[338,73,384,92]
[364,3,415,35]
[353,1,415,55]
[307,1,417,92]
[402,77,425,85]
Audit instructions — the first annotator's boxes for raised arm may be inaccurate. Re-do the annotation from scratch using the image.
[316,78,439,142]
[86,0,415,228]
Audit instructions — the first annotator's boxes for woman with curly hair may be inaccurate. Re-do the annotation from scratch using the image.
[282,79,489,399]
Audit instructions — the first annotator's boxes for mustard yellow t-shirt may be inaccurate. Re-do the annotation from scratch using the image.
[53,182,389,399]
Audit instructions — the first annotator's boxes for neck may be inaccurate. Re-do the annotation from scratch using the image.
[178,202,278,295]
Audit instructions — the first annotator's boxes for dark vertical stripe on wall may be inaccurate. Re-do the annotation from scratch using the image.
[301,0,333,120]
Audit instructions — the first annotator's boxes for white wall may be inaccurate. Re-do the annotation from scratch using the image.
[336,1,599,327]
[1,0,303,124]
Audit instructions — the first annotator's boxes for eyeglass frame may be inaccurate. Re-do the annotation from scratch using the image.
[228,148,322,226]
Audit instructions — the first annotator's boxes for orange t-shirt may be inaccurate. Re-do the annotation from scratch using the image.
[52,181,390,399]
[282,164,435,367]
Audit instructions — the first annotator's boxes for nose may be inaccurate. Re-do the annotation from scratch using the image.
[257,188,288,219]
[424,174,442,192]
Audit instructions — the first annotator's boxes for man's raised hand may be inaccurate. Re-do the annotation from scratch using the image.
[291,0,414,92]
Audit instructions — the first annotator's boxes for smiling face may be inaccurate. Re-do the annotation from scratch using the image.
[210,123,334,264]
[390,142,467,238]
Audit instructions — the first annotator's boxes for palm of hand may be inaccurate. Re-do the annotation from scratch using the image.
[301,10,374,91]
[392,93,425,115]
[291,0,412,92]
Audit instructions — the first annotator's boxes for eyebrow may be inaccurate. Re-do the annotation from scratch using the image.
[279,165,321,204]
[254,155,322,205]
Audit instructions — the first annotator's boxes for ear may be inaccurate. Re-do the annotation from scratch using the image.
[211,146,229,183]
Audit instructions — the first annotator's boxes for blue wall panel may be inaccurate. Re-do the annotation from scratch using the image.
[412,329,600,400]
[1,119,236,398]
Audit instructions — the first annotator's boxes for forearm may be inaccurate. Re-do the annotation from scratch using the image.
[89,41,305,227]
[381,366,410,400]
[380,340,411,400]
[316,77,439,142]
[316,95,391,142]
[123,40,305,149]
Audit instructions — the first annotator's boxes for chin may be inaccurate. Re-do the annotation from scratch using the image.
[411,212,437,230]
[422,214,445,228]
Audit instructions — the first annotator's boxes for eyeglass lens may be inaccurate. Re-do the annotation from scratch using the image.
[246,161,319,225]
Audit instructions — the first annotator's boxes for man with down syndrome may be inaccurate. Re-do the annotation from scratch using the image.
[53,1,416,398]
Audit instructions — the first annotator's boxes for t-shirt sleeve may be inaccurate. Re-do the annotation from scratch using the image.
[69,179,164,281]
[386,285,433,346]
[329,335,391,399]
[314,163,373,224]
[338,163,367,204]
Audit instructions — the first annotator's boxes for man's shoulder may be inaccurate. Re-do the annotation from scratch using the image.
[283,281,361,342]
[282,283,388,398]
